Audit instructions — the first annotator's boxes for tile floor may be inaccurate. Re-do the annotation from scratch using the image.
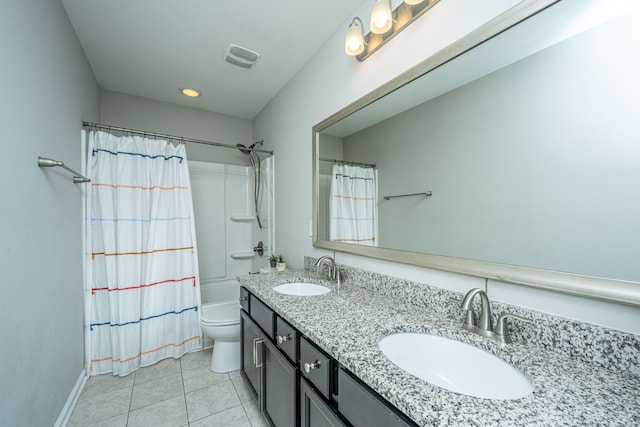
[68,349,268,427]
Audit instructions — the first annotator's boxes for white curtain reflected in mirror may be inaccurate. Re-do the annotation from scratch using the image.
[329,164,378,246]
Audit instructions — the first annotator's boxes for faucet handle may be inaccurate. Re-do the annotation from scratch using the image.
[449,296,462,306]
[494,313,531,343]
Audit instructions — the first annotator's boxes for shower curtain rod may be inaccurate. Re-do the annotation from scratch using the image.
[83,121,273,155]
[319,158,376,168]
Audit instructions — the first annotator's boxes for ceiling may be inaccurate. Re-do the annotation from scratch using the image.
[62,0,363,119]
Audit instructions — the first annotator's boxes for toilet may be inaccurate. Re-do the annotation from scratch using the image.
[200,301,241,373]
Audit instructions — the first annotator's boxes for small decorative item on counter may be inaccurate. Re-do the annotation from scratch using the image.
[275,255,286,271]
[268,254,279,268]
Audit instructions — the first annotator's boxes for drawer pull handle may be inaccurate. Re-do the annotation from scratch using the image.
[304,361,320,373]
[239,296,248,301]
[277,334,291,344]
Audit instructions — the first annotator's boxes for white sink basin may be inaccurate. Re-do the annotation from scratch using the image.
[378,333,533,400]
[272,282,331,296]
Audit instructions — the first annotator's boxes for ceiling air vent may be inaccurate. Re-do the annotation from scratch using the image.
[224,43,261,69]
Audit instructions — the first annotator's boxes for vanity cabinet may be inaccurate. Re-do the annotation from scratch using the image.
[299,337,334,401]
[240,286,416,427]
[240,310,262,401]
[300,377,346,427]
[338,367,414,427]
[263,337,297,427]
[240,295,296,427]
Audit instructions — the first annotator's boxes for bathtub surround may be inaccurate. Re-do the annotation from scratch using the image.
[190,161,256,308]
[239,261,640,425]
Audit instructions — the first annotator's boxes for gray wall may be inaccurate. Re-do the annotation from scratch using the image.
[343,10,640,281]
[0,1,100,426]
[100,90,254,165]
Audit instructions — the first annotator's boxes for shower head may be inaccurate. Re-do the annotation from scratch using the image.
[237,140,264,156]
[236,143,251,156]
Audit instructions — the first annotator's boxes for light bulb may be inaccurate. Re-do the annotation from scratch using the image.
[370,0,392,34]
[404,0,426,5]
[345,19,365,56]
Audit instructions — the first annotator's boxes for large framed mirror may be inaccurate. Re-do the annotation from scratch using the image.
[313,0,640,306]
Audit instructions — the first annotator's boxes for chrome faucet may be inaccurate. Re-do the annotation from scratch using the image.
[315,255,341,290]
[453,287,531,344]
[461,288,493,336]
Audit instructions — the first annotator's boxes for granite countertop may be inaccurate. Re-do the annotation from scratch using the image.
[238,270,640,426]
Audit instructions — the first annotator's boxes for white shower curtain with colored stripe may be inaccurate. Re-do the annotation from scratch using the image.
[83,130,201,376]
[329,164,378,246]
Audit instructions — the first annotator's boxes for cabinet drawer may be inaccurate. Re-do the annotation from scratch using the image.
[300,337,332,400]
[240,287,250,312]
[276,316,298,362]
[250,294,274,339]
[338,367,416,427]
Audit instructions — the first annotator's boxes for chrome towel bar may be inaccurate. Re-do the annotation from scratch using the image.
[383,191,432,201]
[37,156,90,184]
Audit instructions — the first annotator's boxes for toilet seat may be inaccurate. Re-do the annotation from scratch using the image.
[200,301,240,326]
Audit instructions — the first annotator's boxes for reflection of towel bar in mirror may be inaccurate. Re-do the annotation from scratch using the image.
[37,156,90,184]
[319,158,376,168]
[383,191,432,201]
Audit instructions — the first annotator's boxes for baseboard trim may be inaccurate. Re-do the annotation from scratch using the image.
[54,369,87,427]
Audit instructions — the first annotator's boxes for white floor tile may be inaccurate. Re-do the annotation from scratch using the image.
[130,372,184,410]
[180,348,212,372]
[134,357,181,384]
[81,373,135,400]
[189,404,252,427]
[182,364,229,393]
[70,350,261,426]
[230,370,256,404]
[185,379,242,423]
[68,387,131,426]
[243,399,270,427]
[127,395,188,427]
[82,413,128,427]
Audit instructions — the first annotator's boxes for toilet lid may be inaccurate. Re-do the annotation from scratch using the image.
[201,301,240,326]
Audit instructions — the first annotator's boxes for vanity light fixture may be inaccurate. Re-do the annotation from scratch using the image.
[345,18,366,56]
[179,87,202,98]
[370,0,393,34]
[346,0,440,61]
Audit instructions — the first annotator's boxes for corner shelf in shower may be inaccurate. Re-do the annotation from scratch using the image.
[230,215,255,222]
[230,252,255,260]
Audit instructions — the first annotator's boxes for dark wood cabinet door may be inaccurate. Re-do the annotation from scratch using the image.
[240,311,262,404]
[300,378,345,427]
[263,338,297,427]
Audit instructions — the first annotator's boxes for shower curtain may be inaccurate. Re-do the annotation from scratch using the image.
[329,164,378,246]
[83,130,201,376]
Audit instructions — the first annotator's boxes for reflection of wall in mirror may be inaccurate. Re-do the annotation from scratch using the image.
[340,10,640,281]
[318,134,344,241]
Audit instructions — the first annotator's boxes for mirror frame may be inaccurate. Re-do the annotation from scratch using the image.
[312,0,640,307]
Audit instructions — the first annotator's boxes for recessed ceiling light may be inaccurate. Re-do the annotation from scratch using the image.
[179,87,202,98]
